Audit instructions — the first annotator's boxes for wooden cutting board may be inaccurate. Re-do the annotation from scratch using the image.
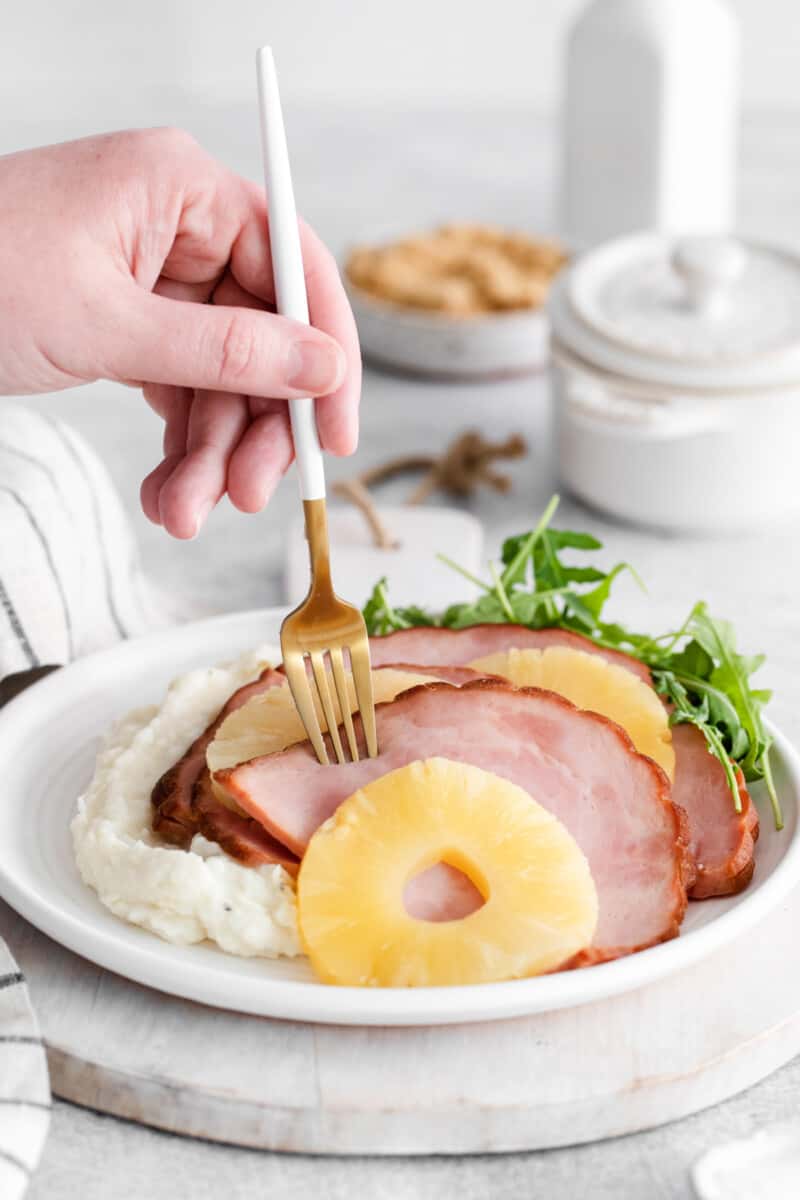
[2,888,800,1156]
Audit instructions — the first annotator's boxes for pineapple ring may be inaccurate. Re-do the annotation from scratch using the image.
[469,646,675,780]
[207,668,437,800]
[298,757,598,988]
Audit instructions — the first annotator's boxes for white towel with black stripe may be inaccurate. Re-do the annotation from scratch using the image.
[0,402,170,675]
[0,942,50,1200]
[0,401,179,1196]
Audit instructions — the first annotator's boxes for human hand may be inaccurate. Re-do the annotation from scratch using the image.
[0,128,360,537]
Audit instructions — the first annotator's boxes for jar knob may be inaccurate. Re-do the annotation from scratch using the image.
[672,237,746,319]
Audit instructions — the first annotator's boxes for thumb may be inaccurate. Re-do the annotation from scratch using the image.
[105,289,347,398]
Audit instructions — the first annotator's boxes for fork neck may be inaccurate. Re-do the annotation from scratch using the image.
[303,497,334,597]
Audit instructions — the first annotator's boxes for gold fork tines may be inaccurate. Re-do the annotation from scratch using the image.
[280,499,378,766]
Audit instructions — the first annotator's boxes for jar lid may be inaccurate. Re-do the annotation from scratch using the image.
[549,233,800,391]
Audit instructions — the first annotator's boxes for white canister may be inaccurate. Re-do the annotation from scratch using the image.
[548,232,800,532]
[561,0,740,249]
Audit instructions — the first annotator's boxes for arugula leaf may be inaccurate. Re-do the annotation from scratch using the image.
[669,638,714,680]
[362,579,436,635]
[443,594,508,629]
[656,671,743,812]
[689,607,769,773]
[502,526,603,563]
[579,563,639,621]
[500,494,561,589]
[687,604,780,826]
[362,494,780,828]
[558,566,608,584]
[541,530,604,551]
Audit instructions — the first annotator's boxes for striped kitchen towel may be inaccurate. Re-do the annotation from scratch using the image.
[0,401,186,1196]
[0,942,50,1200]
[0,402,172,676]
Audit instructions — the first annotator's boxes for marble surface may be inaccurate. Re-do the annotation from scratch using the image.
[7,103,800,1196]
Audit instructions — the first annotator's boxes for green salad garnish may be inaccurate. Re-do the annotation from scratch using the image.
[363,495,780,829]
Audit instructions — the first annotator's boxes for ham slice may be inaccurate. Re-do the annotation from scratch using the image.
[369,624,653,685]
[151,666,284,845]
[155,622,754,920]
[671,723,759,899]
[191,664,482,879]
[152,662,478,871]
[193,768,300,876]
[218,680,691,960]
[372,625,756,901]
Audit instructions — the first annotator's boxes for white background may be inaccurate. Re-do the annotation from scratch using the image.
[1,0,798,130]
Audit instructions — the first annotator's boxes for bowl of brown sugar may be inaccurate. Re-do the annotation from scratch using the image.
[344,223,568,379]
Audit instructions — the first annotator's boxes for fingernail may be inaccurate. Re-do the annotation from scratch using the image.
[191,500,214,539]
[287,340,345,393]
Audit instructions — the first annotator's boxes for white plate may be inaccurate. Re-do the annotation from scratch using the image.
[1,608,799,1027]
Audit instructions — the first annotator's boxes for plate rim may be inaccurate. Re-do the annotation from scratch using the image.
[1,608,799,1027]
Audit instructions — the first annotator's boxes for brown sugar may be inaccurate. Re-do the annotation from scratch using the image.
[345,224,567,316]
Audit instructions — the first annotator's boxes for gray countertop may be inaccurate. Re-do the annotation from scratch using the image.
[8,102,800,1197]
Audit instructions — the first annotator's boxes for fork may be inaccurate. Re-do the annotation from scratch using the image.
[256,46,377,766]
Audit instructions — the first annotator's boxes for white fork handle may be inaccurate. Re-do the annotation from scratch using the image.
[256,45,325,501]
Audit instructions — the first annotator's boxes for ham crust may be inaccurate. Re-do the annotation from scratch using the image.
[192,768,300,876]
[369,624,653,685]
[150,666,284,846]
[217,679,691,960]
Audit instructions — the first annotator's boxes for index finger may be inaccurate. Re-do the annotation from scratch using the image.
[229,184,361,456]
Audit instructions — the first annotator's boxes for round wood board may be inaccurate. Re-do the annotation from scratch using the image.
[2,887,800,1156]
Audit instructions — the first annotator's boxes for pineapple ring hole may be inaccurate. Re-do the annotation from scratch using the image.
[402,855,488,924]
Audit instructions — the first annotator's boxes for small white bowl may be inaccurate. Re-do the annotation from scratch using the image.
[345,280,551,381]
[692,1121,800,1199]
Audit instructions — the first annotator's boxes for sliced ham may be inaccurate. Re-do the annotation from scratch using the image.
[217,680,691,961]
[153,661,477,865]
[151,666,284,845]
[671,723,759,899]
[155,621,754,923]
[372,626,757,901]
[369,624,653,685]
[193,768,300,876]
[195,783,482,913]
[191,664,482,878]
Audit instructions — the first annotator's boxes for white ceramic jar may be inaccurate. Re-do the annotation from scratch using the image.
[562,0,739,248]
[548,232,800,531]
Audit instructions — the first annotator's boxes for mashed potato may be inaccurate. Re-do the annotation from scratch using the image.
[71,645,301,959]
